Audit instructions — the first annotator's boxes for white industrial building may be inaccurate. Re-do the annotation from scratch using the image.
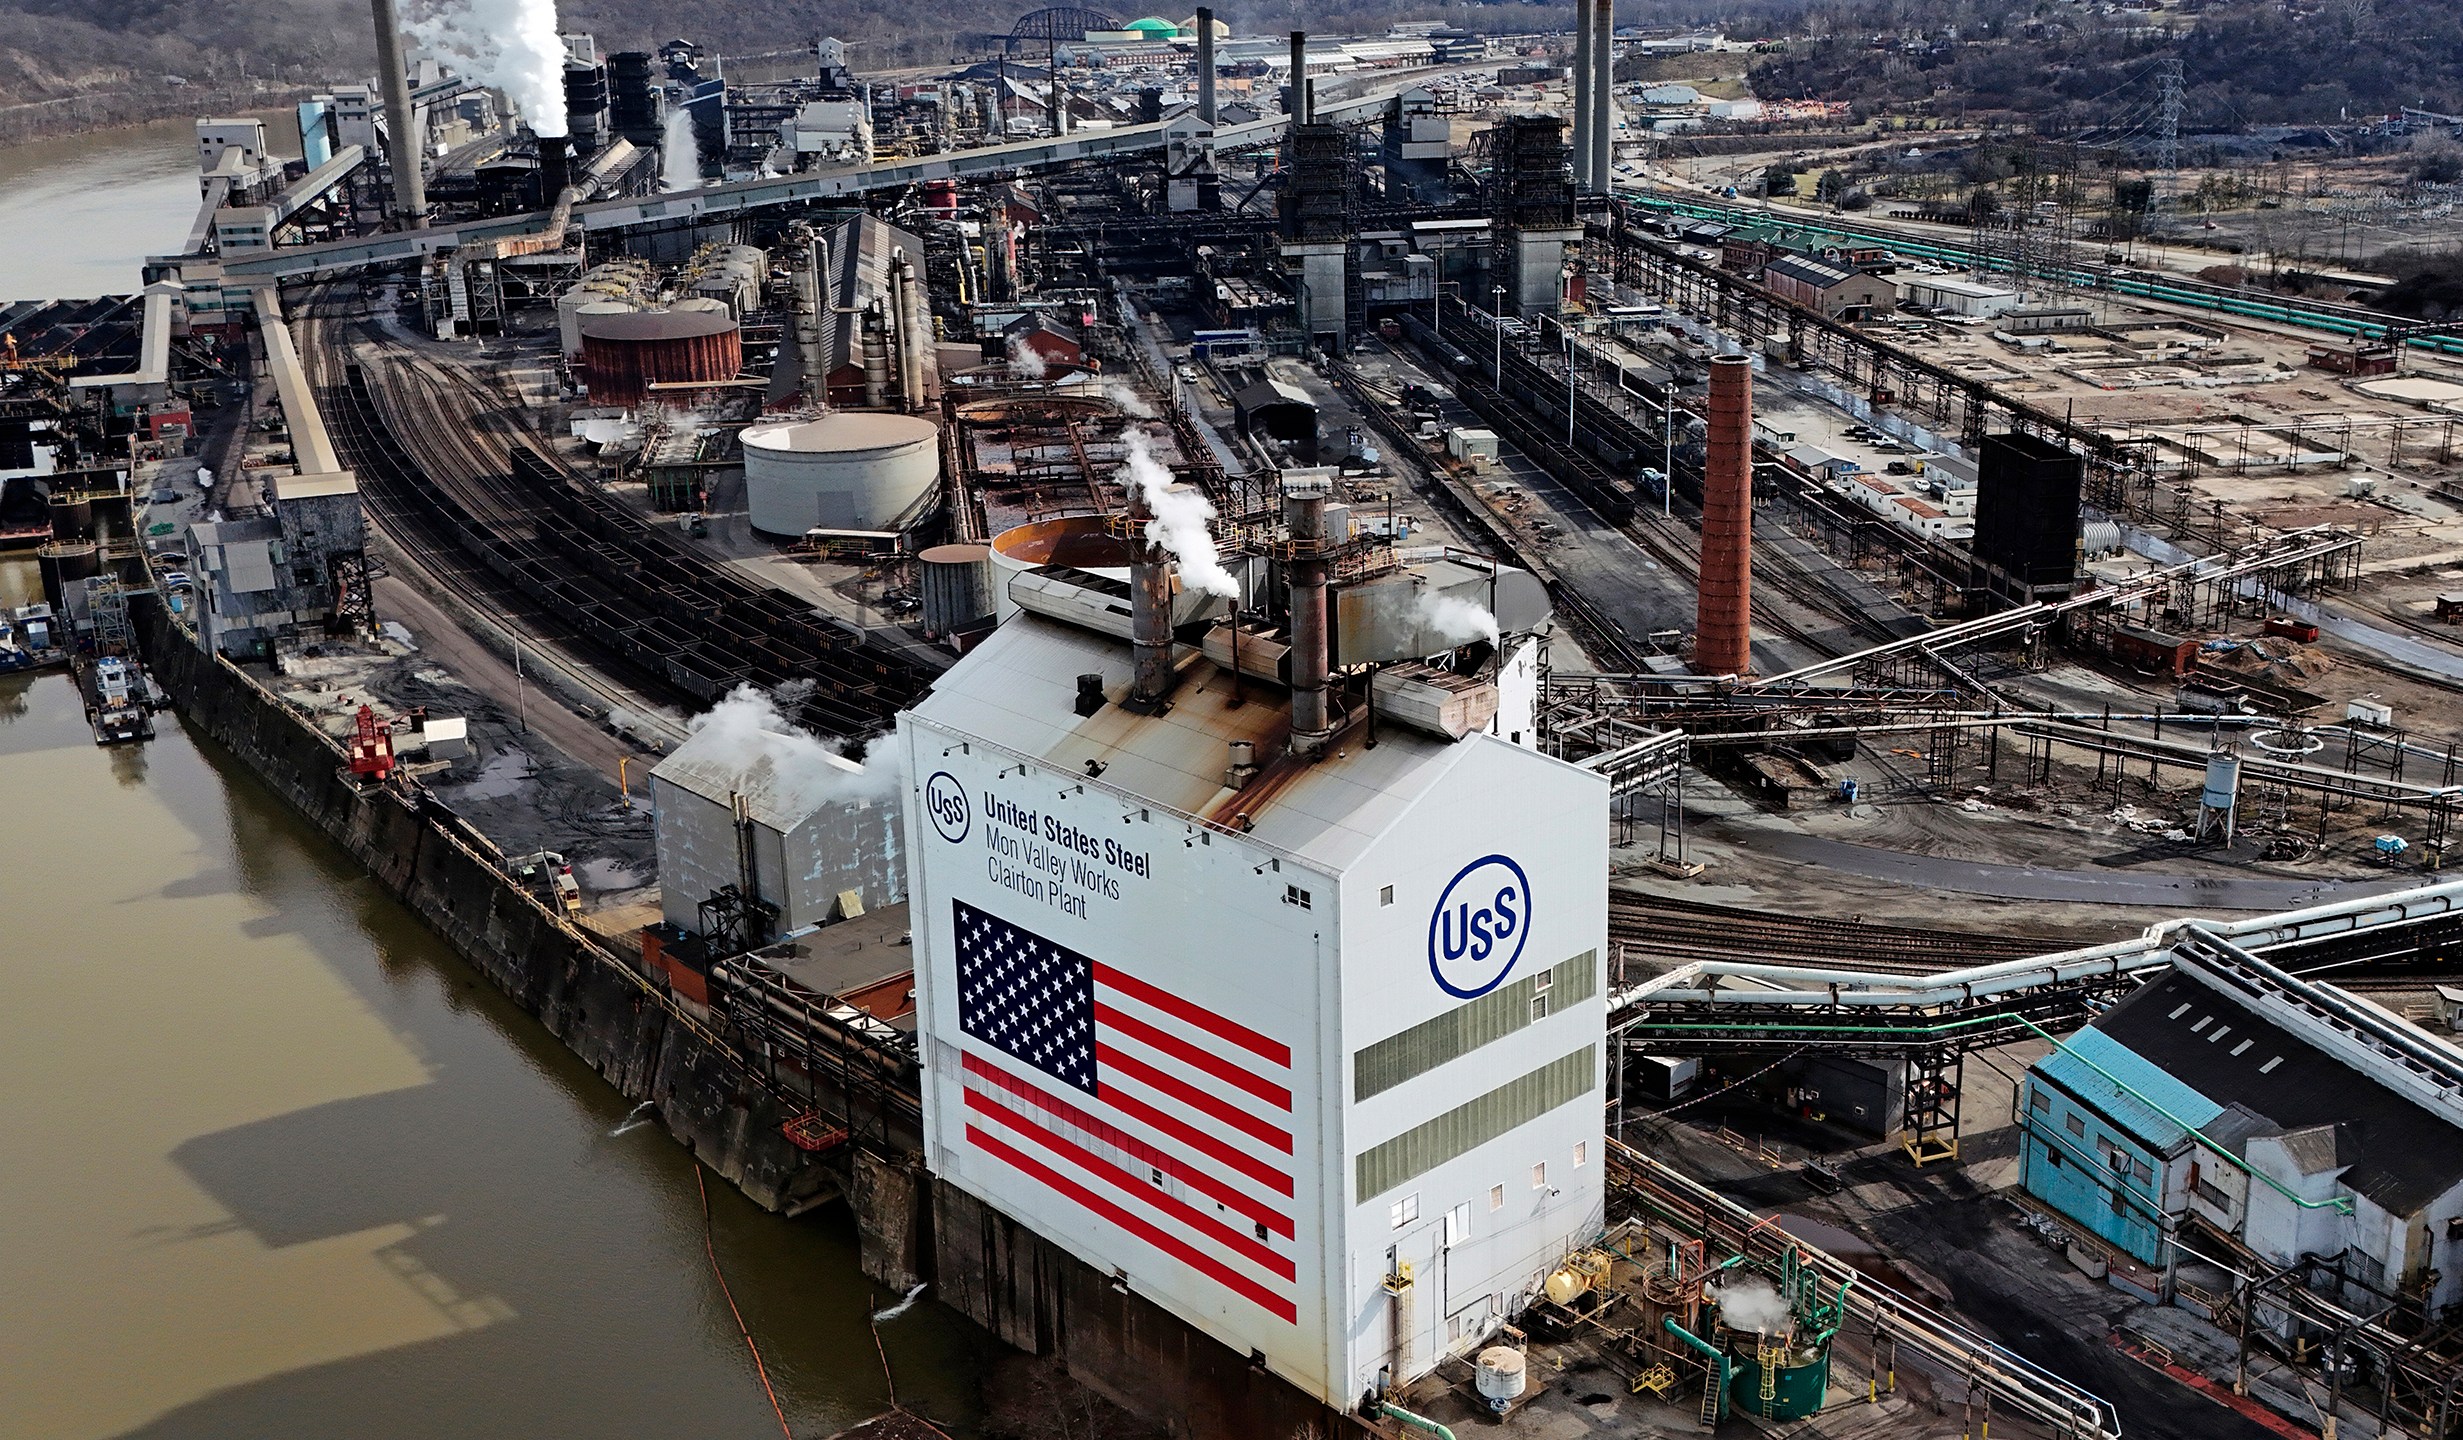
[650,714,907,935]
[1902,275,2024,318]
[899,475,1607,1405]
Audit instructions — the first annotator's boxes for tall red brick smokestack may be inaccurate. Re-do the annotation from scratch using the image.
[1695,355,1754,678]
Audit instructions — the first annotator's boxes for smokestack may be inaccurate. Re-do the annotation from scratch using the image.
[1196,7,1217,126]
[1695,355,1754,678]
[1289,31,1308,125]
[1283,471,1334,757]
[1572,0,1593,192]
[370,0,428,228]
[1589,0,1614,196]
[1128,493,1176,709]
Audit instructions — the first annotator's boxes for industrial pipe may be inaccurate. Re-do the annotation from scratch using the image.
[1693,355,1753,677]
[891,249,927,412]
[1379,1404,1455,1440]
[1662,1315,1731,1416]
[369,0,429,227]
[1195,7,1217,126]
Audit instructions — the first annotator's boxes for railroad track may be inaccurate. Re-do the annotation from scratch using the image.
[1610,891,2058,971]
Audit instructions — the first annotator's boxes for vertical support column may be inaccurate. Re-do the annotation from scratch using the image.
[1694,355,1754,677]
[370,0,427,228]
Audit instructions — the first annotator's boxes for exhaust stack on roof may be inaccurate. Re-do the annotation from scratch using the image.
[1196,7,1218,125]
[1288,31,1309,124]
[1283,470,1334,756]
[1695,355,1754,678]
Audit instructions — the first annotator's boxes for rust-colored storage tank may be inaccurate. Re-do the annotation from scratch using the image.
[577,308,743,409]
[1695,355,1754,678]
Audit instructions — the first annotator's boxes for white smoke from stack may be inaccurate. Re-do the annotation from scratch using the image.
[1009,342,1049,381]
[661,106,700,191]
[684,683,903,809]
[1121,428,1239,599]
[1100,378,1155,418]
[1711,1277,1793,1337]
[407,0,570,136]
[1417,590,1500,647]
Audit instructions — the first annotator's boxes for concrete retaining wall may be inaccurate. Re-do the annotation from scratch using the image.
[140,608,823,1212]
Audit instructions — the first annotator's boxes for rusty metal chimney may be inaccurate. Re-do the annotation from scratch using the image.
[1695,355,1754,678]
[370,0,428,227]
[1128,496,1177,711]
[1283,470,1334,757]
[1196,7,1218,126]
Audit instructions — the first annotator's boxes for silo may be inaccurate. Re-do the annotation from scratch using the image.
[919,543,995,636]
[47,492,94,542]
[740,413,940,536]
[987,515,1135,619]
[578,307,741,409]
[563,294,632,358]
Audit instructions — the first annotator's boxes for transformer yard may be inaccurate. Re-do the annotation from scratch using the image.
[15,6,2463,1440]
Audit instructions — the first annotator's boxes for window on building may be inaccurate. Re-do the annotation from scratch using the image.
[1390,1193,1419,1229]
[1446,1201,1470,1245]
[1489,1183,1505,1212]
[2044,1144,2066,1170]
[2065,1113,2087,1139]
[2191,1177,2229,1209]
[2028,1088,2050,1113]
[1380,884,1394,906]
[1284,884,1312,909]
[1531,993,1549,1022]
[1531,1162,1547,1191]
[1573,1141,1589,1168]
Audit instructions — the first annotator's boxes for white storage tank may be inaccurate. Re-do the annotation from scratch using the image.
[564,297,636,358]
[742,412,941,536]
[1474,1346,1528,1412]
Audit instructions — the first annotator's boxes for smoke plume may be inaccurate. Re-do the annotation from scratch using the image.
[1009,342,1050,381]
[1100,378,1156,418]
[1416,590,1500,647]
[683,684,903,812]
[408,0,569,137]
[1120,429,1239,599]
[1711,1277,1793,1337]
[660,106,699,192]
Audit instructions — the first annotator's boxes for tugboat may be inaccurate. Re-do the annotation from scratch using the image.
[81,654,155,745]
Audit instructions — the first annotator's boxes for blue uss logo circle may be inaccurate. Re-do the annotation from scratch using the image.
[924,771,971,844]
[1428,854,1532,999]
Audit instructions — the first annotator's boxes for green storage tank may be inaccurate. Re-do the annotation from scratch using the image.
[1727,1337,1831,1421]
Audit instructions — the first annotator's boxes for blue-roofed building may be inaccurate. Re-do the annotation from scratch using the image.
[2020,965,2463,1305]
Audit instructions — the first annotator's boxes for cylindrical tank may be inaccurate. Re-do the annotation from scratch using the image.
[2083,519,2122,556]
[37,539,100,610]
[1474,1346,1527,1413]
[919,542,996,637]
[2202,751,2242,812]
[47,493,94,543]
[1726,1336,1831,1421]
[578,307,741,409]
[988,515,1135,620]
[741,412,940,536]
[562,294,632,358]
[88,490,134,543]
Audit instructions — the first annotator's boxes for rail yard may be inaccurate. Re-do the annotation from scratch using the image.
[10,6,2463,1440]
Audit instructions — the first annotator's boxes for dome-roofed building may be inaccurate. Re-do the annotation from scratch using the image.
[1124,16,1178,37]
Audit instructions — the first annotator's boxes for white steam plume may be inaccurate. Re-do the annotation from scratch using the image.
[1711,1277,1793,1337]
[1100,378,1155,418]
[661,106,699,192]
[1009,342,1050,381]
[1120,429,1239,599]
[1417,590,1500,647]
[683,683,903,812]
[408,0,569,137]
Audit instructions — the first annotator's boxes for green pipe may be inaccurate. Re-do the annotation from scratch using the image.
[1380,1403,1455,1440]
[1814,1274,1855,1346]
[1663,1315,1732,1416]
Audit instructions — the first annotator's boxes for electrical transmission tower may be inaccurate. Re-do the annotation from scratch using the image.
[2154,58,2184,190]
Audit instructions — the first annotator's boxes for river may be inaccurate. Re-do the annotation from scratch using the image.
[0,585,983,1436]
[0,112,300,301]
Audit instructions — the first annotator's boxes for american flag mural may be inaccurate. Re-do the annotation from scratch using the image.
[951,898,1299,1323]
